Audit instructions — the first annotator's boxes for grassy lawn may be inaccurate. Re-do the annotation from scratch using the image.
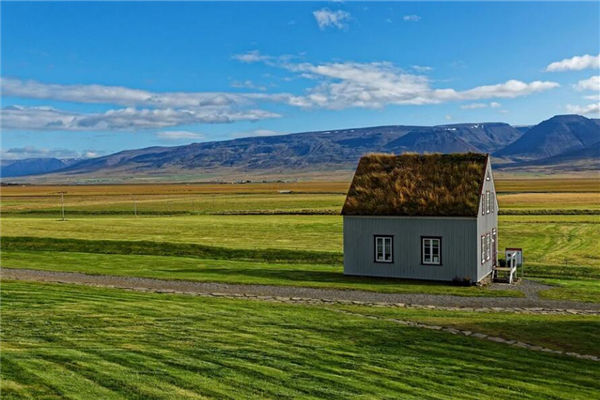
[1,181,598,303]
[2,213,599,301]
[2,214,599,267]
[536,279,600,303]
[0,250,521,297]
[498,215,600,268]
[0,215,344,252]
[338,305,600,356]
[2,280,598,400]
[0,193,346,215]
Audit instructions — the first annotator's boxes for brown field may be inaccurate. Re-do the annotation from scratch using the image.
[499,192,600,210]
[494,178,599,193]
[1,178,599,215]
[0,181,351,197]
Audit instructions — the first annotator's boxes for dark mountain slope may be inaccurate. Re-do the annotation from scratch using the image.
[0,158,70,178]
[55,123,521,177]
[495,115,600,161]
[497,141,600,172]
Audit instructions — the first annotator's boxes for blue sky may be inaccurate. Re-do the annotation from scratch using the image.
[1,1,599,159]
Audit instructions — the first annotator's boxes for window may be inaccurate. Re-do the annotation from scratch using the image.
[481,235,486,264]
[481,195,485,216]
[422,237,441,265]
[486,171,490,181]
[374,236,393,263]
[492,229,496,262]
[490,192,495,213]
[486,191,490,214]
[486,233,491,261]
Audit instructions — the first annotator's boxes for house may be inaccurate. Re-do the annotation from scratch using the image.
[342,153,498,284]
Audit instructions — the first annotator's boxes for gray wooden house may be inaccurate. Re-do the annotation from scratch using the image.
[342,153,498,283]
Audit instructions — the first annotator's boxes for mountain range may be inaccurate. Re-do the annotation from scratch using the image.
[2,114,599,182]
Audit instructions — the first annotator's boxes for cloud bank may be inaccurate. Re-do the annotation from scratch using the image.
[546,54,600,72]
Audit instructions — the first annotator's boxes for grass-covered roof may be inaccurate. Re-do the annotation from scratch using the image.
[342,153,488,217]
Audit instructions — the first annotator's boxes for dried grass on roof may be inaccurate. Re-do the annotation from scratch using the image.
[342,153,488,216]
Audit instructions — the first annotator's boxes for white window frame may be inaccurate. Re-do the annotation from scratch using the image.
[492,228,496,262]
[422,237,442,265]
[490,192,495,213]
[486,191,490,214]
[486,233,491,261]
[481,235,486,264]
[374,235,393,263]
[482,194,485,216]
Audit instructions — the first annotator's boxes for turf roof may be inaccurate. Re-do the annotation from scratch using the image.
[342,153,489,217]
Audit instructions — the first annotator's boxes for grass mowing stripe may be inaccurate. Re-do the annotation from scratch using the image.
[0,356,66,400]
[1,236,342,265]
[3,281,599,399]
[1,250,524,297]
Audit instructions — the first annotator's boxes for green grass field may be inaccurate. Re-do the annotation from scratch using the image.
[0,249,520,297]
[1,210,599,300]
[1,180,599,399]
[2,281,598,400]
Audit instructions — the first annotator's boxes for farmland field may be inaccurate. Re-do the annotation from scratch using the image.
[1,179,599,301]
[1,281,599,400]
[1,178,599,399]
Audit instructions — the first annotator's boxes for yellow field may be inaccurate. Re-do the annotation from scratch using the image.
[1,178,599,214]
[494,178,599,193]
[0,181,351,196]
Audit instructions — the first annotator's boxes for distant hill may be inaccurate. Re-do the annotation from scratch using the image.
[0,158,73,178]
[42,123,521,178]
[495,114,600,161]
[499,141,600,173]
[4,115,598,183]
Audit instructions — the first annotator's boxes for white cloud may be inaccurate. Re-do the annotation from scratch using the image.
[566,102,600,116]
[232,50,272,64]
[313,8,350,30]
[573,75,600,91]
[445,114,452,120]
[461,103,487,109]
[403,15,421,22]
[0,146,100,160]
[545,54,600,72]
[1,105,280,131]
[460,101,502,109]
[271,60,559,109]
[1,77,284,131]
[412,65,432,72]
[1,77,271,108]
[156,131,205,140]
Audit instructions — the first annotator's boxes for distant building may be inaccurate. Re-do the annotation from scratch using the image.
[342,153,498,283]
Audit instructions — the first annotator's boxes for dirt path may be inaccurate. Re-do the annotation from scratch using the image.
[2,268,599,313]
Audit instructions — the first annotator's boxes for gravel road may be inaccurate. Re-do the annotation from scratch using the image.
[3,267,599,312]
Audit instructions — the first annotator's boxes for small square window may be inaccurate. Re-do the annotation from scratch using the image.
[422,237,441,265]
[374,236,393,263]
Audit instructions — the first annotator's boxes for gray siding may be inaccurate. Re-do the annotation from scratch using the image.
[476,158,499,281]
[344,216,478,282]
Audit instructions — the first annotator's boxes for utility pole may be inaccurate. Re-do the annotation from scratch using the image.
[58,191,66,221]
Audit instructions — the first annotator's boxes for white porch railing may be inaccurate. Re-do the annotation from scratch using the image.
[493,251,518,284]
